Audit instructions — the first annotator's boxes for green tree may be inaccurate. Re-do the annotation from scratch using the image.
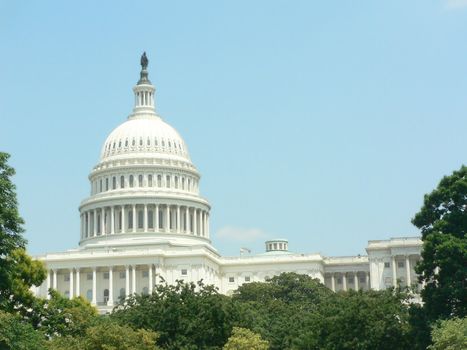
[112,279,242,350]
[428,317,467,350]
[233,273,334,350]
[412,165,467,321]
[47,318,159,350]
[223,327,269,350]
[0,152,46,312]
[0,310,45,350]
[32,289,98,338]
[303,289,412,350]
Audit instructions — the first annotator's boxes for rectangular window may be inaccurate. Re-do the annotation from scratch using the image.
[103,272,109,280]
[148,210,154,229]
[228,277,235,283]
[166,175,171,188]
[384,262,390,268]
[148,175,153,187]
[181,269,188,276]
[337,278,342,285]
[398,262,404,268]
[245,276,251,282]
[359,276,365,283]
[142,271,149,278]
[106,178,109,191]
[64,275,70,282]
[157,175,162,187]
[119,272,126,279]
[138,210,144,229]
[87,273,93,280]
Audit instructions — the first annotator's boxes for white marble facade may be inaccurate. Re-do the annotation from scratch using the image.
[34,59,422,312]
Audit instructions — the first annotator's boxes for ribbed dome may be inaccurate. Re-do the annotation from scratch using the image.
[100,116,190,162]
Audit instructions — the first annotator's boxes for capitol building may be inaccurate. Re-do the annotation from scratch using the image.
[34,55,423,312]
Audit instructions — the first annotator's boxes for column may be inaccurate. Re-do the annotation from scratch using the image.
[204,212,207,237]
[148,264,153,292]
[366,272,370,290]
[144,204,148,232]
[155,204,159,232]
[406,256,411,287]
[199,210,204,236]
[331,273,335,292]
[342,273,347,291]
[100,208,105,235]
[93,209,97,236]
[52,269,57,289]
[193,209,197,235]
[206,213,209,237]
[132,205,136,233]
[125,265,130,297]
[121,206,126,233]
[92,267,97,305]
[186,207,191,233]
[46,271,51,298]
[176,206,180,233]
[75,268,80,297]
[392,256,397,286]
[110,206,115,234]
[86,212,90,238]
[108,267,114,305]
[354,272,359,291]
[69,269,74,299]
[80,214,83,239]
[166,205,170,232]
[132,265,136,294]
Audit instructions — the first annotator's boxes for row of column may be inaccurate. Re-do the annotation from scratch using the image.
[81,204,209,239]
[329,271,370,292]
[46,264,157,306]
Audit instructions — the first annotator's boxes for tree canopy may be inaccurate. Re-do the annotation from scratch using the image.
[223,327,269,350]
[412,165,467,321]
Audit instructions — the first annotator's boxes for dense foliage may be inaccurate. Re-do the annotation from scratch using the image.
[223,327,269,350]
[428,317,467,350]
[112,280,243,350]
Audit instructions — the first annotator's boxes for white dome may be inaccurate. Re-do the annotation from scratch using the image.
[100,115,190,162]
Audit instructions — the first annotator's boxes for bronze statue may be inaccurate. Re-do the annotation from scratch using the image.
[141,52,148,70]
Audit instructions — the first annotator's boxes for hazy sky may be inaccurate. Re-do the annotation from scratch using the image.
[1,1,466,257]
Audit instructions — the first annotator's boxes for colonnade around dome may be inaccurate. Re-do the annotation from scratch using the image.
[80,204,210,240]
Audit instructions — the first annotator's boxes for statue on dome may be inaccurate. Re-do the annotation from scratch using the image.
[141,52,149,70]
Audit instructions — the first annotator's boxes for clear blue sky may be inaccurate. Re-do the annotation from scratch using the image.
[1,1,466,257]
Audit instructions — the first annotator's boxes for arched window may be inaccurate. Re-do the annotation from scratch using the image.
[138,175,143,187]
[86,289,92,301]
[188,179,191,191]
[148,175,153,187]
[132,138,136,146]
[139,138,143,146]
[174,176,179,189]
[147,138,150,146]
[103,289,109,303]
[105,178,109,191]
[112,177,116,190]
[182,178,185,190]
[129,175,134,188]
[157,175,162,187]
[120,176,125,188]
[97,215,101,234]
[125,139,128,147]
[99,179,102,192]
